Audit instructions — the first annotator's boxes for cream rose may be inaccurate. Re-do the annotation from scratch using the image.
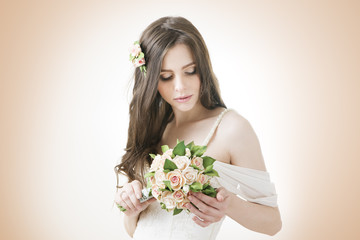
[162,149,173,161]
[176,198,190,210]
[191,157,204,170]
[173,155,190,171]
[172,190,186,202]
[185,148,191,157]
[130,44,141,57]
[182,167,198,185]
[183,184,190,194]
[149,176,156,185]
[166,169,185,191]
[161,191,176,210]
[155,170,166,189]
[197,173,210,185]
[150,155,164,171]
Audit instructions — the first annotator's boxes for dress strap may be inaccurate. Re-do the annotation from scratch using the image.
[202,108,230,146]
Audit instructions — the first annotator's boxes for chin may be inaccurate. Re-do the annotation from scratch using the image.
[172,103,196,112]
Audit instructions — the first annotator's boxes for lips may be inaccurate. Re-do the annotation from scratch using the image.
[174,95,192,103]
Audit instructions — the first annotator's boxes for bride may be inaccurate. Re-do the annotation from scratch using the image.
[114,16,282,239]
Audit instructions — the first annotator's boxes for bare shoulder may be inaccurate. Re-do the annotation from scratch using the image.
[217,109,267,171]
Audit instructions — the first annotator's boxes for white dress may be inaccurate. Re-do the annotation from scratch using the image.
[133,109,278,240]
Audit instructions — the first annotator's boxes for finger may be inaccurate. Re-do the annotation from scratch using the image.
[186,198,217,222]
[143,197,157,206]
[216,187,229,202]
[121,191,137,211]
[191,192,221,210]
[192,215,211,228]
[188,194,218,215]
[128,185,142,209]
[131,180,143,199]
[186,202,211,222]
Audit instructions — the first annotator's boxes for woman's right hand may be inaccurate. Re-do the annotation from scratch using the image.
[114,180,156,217]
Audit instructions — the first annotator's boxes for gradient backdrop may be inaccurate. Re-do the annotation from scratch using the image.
[1,0,359,239]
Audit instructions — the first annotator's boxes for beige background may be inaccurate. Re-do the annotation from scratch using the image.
[1,0,359,239]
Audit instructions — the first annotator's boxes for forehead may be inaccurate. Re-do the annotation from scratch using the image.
[161,44,194,70]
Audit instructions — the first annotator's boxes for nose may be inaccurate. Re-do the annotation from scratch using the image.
[174,75,185,92]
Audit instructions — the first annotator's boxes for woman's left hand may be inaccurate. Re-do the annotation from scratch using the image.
[186,187,231,227]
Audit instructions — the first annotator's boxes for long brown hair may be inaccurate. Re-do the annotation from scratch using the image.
[115,16,226,187]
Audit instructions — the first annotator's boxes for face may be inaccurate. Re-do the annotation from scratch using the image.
[157,44,201,113]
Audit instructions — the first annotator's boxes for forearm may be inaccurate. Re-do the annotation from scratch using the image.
[123,213,140,237]
[225,193,282,236]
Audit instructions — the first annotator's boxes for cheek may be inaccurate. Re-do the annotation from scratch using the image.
[158,81,173,101]
[195,77,201,94]
[157,82,166,98]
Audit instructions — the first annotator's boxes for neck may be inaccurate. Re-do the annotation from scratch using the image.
[172,103,210,127]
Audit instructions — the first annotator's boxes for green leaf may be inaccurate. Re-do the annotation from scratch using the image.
[163,180,173,191]
[192,145,207,157]
[203,183,210,189]
[119,205,127,212]
[160,202,167,209]
[190,164,201,171]
[146,179,152,188]
[173,207,183,215]
[161,145,170,153]
[163,159,178,171]
[204,165,213,173]
[176,139,180,144]
[202,188,217,198]
[190,182,203,192]
[144,171,155,178]
[202,156,216,168]
[149,153,156,159]
[203,169,220,177]
[173,141,186,156]
[163,169,170,173]
[185,141,194,150]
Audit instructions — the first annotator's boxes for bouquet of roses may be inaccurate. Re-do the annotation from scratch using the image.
[144,140,219,215]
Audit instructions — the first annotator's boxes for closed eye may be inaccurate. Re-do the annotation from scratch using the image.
[160,74,173,81]
[185,67,196,75]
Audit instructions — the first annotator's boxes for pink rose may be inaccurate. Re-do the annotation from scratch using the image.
[173,155,190,171]
[182,167,198,185]
[172,190,185,202]
[152,184,162,200]
[191,157,204,170]
[166,169,185,191]
[133,57,145,67]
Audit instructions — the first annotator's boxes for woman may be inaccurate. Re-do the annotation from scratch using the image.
[114,16,282,239]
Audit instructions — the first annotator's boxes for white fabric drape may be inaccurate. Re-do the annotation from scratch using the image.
[212,161,278,207]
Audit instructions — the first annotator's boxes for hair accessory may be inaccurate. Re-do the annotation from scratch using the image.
[129,41,147,76]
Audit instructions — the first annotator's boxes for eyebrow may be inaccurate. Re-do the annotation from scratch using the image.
[160,62,195,72]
